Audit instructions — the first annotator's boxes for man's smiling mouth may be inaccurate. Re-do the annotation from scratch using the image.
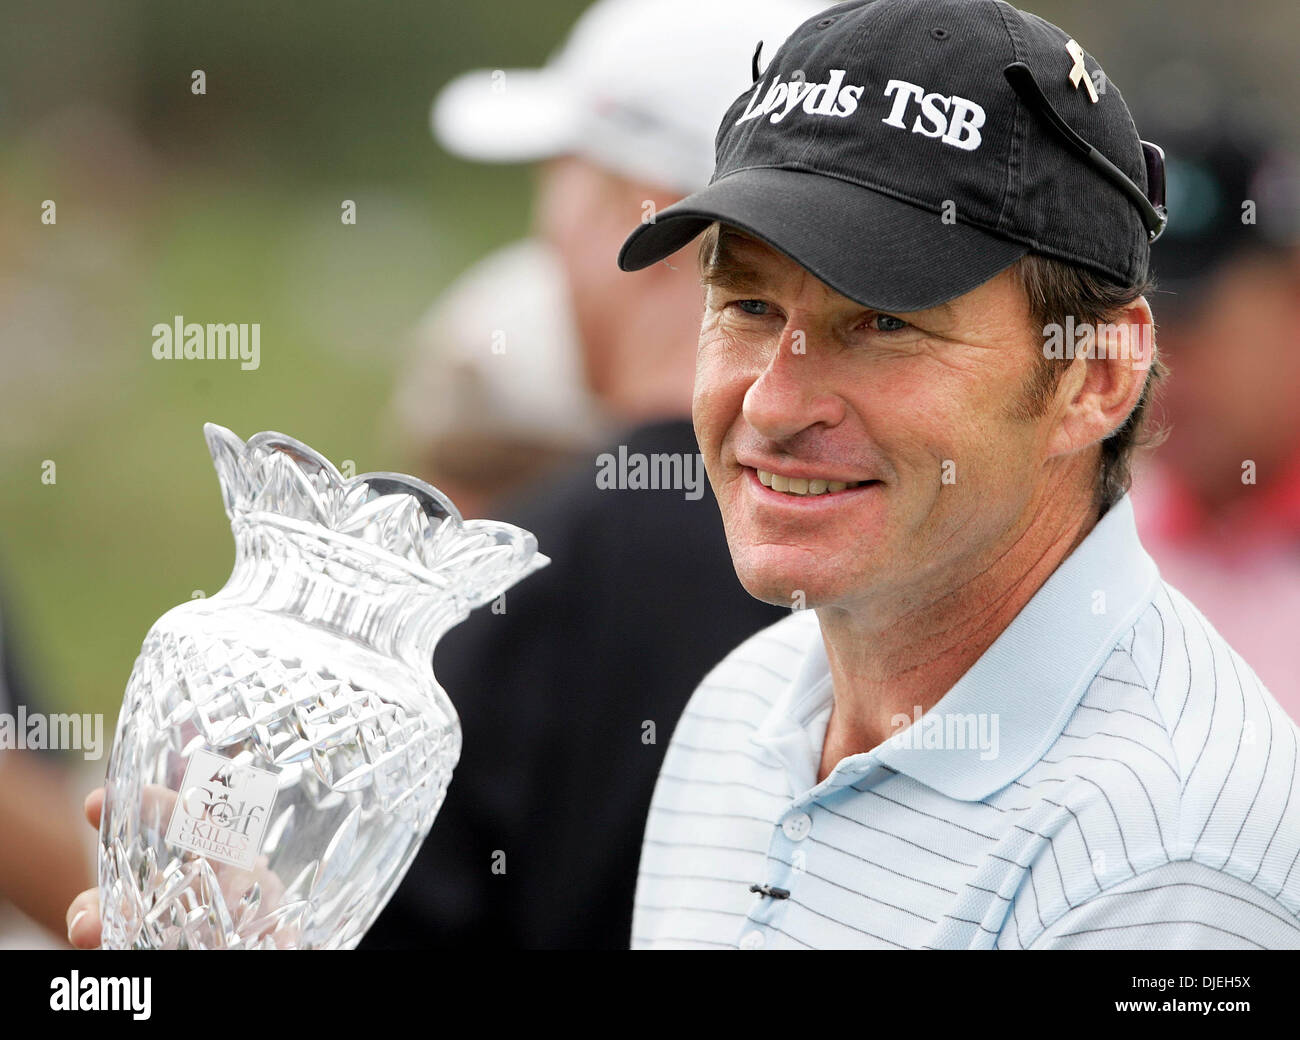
[753,468,881,497]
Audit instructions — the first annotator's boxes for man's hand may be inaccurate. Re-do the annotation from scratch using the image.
[65,788,103,949]
[67,784,295,949]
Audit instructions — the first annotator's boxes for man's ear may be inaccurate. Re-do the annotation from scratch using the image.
[1045,296,1154,460]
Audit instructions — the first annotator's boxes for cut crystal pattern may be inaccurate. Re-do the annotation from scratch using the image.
[98,424,547,949]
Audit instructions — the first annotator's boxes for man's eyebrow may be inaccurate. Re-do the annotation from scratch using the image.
[699,233,769,293]
[699,262,766,293]
[918,298,956,323]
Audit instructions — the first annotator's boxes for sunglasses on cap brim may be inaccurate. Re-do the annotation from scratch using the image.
[1003,62,1167,243]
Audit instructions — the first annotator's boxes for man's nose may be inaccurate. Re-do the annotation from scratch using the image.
[742,327,845,441]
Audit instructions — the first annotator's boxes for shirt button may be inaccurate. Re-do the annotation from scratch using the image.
[740,930,765,950]
[782,812,812,841]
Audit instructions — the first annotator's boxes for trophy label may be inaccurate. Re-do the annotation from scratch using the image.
[165,749,279,870]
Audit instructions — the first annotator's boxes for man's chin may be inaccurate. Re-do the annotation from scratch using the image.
[730,555,866,611]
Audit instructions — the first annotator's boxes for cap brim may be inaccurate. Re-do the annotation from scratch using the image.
[432,68,579,163]
[618,168,1028,313]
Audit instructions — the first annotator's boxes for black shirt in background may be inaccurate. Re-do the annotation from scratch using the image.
[362,419,786,949]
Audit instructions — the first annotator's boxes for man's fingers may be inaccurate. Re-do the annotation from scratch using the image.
[65,889,102,949]
[83,787,105,829]
[89,784,178,832]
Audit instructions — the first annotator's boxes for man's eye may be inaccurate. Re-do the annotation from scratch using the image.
[872,314,909,332]
[733,299,770,316]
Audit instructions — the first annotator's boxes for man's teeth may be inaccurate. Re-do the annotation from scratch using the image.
[756,470,866,495]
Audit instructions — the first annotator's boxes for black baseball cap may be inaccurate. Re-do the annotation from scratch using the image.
[618,0,1167,313]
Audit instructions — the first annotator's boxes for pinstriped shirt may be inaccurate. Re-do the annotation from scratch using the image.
[631,496,1300,949]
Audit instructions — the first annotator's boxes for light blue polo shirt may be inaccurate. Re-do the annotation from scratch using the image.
[632,495,1300,948]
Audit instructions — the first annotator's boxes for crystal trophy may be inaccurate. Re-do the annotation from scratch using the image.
[97,424,547,949]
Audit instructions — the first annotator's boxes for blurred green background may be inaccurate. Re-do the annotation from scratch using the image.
[0,0,589,720]
[1,0,1296,723]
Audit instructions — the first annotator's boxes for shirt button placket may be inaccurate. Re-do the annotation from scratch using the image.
[782,811,812,841]
[741,807,813,948]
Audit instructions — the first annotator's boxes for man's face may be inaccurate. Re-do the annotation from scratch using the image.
[694,229,1063,612]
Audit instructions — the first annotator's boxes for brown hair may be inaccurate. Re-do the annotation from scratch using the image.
[1010,252,1166,512]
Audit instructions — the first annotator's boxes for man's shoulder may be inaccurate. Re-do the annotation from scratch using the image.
[1078,577,1299,798]
[1021,579,1300,919]
[1137,581,1299,795]
[1154,582,1300,896]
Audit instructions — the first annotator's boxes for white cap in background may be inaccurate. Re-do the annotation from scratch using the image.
[432,0,832,194]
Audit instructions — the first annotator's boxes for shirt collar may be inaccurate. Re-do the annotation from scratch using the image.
[750,494,1162,802]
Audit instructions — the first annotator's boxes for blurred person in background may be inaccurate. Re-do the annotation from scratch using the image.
[385,234,609,520]
[363,0,826,948]
[388,0,815,513]
[0,594,93,946]
[1130,123,1300,718]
